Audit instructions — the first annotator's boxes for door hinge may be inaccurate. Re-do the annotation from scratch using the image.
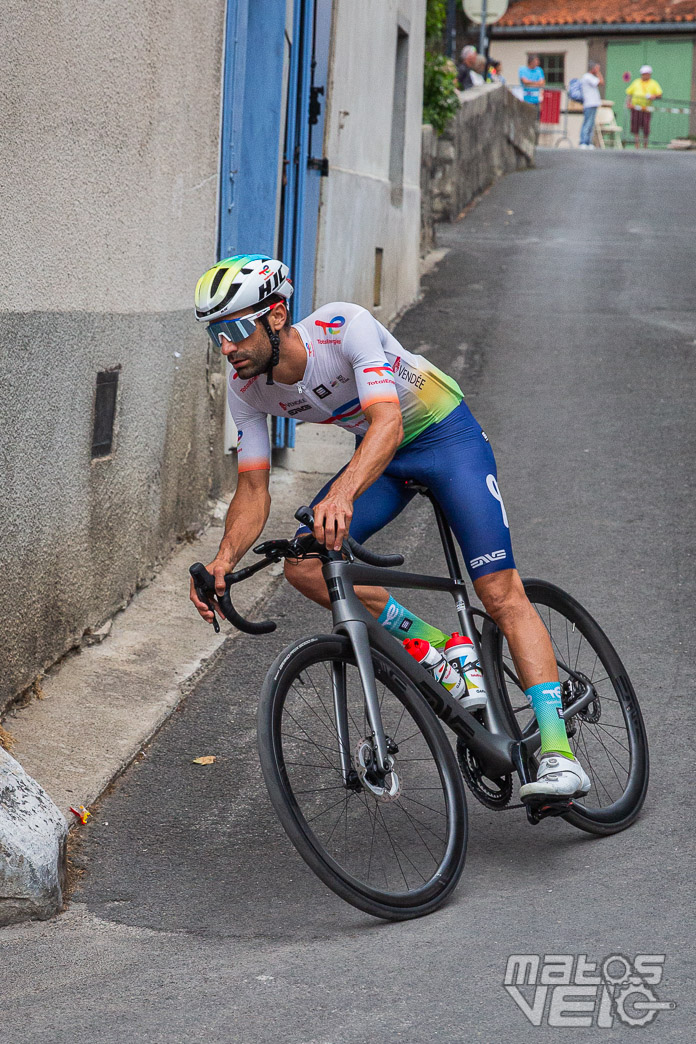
[308,157,329,176]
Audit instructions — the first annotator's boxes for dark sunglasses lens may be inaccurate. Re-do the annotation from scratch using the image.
[207,317,255,346]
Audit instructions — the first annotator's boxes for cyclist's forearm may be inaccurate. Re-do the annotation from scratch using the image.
[218,486,271,565]
[331,413,402,501]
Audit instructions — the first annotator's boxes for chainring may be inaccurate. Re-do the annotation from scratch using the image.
[456,738,513,809]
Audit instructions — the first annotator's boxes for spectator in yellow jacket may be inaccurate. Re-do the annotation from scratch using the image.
[626,65,662,149]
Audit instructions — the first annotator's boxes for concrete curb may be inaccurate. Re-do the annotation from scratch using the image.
[0,749,68,924]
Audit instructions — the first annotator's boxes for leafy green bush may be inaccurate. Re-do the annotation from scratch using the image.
[423,53,460,134]
[423,0,460,135]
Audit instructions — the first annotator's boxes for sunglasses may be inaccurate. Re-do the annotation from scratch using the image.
[206,303,279,348]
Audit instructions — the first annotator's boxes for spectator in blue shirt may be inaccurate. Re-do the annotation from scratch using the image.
[518,54,545,105]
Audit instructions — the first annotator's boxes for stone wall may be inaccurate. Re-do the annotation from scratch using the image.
[421,83,536,248]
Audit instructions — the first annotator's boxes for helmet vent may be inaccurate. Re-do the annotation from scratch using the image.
[210,267,227,299]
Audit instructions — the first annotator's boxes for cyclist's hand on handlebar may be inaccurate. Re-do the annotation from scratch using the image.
[189,555,236,622]
[312,490,353,551]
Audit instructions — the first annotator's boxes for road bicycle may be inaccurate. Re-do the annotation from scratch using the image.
[190,483,649,921]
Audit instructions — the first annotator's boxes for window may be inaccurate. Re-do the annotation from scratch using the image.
[536,53,565,86]
[389,27,409,206]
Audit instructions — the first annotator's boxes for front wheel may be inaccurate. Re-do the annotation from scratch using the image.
[258,634,468,920]
[482,580,649,835]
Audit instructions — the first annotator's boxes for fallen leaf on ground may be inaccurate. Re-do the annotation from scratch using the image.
[192,755,217,765]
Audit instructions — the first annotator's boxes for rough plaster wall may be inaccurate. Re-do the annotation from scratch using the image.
[0,1,229,708]
[314,0,426,322]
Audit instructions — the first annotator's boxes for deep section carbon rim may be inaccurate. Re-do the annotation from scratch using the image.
[483,581,648,831]
[259,636,467,916]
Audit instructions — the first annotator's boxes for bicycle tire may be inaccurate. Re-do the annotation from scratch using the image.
[258,634,468,920]
[482,580,649,835]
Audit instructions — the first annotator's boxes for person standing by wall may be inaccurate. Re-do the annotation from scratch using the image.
[518,53,545,109]
[579,62,604,149]
[626,65,663,149]
[457,45,477,90]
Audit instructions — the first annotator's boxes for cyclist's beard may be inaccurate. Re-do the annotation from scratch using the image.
[227,337,273,380]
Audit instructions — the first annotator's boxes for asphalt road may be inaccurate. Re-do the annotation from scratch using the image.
[5,150,695,1043]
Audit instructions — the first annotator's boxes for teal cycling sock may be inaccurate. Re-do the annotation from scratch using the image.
[525,681,574,758]
[377,595,449,648]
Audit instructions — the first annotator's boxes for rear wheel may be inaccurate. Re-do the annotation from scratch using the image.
[258,635,468,919]
[482,580,649,834]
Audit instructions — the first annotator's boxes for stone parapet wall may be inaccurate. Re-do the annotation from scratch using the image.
[421,84,536,249]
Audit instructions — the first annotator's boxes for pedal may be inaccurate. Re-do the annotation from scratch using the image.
[523,795,573,825]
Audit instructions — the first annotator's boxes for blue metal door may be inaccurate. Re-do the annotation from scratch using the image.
[274,0,333,449]
[218,0,287,259]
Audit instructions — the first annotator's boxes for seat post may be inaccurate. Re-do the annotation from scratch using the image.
[426,491,466,587]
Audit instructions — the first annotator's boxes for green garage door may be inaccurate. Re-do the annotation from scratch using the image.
[606,38,693,147]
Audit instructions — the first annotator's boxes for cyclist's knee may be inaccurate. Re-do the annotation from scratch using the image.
[474,568,527,624]
[284,557,323,595]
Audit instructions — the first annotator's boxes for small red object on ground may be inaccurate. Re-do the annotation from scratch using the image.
[69,805,91,824]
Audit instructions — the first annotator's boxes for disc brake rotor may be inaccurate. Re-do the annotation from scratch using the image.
[456,738,512,809]
[355,738,401,802]
[563,672,602,726]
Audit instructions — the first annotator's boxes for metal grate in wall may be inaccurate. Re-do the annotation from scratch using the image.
[91,369,120,458]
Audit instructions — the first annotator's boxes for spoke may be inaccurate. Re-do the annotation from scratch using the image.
[393,801,443,862]
[579,722,623,795]
[306,665,343,735]
[575,725,609,806]
[306,793,353,824]
[293,785,348,795]
[376,804,410,889]
[324,794,350,848]
[392,801,447,845]
[591,720,631,755]
[582,722,628,780]
[282,731,344,757]
[284,709,338,772]
[356,790,390,887]
[400,793,447,817]
[320,660,362,737]
[284,760,343,772]
[292,687,339,747]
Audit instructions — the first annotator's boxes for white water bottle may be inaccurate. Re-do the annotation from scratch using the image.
[403,638,485,710]
[443,632,488,710]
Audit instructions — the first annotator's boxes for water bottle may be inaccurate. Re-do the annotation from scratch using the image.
[403,638,485,710]
[443,633,488,710]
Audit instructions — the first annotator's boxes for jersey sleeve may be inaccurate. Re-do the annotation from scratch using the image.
[340,308,400,412]
[227,380,271,473]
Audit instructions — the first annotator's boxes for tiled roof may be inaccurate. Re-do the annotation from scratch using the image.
[497,1,696,27]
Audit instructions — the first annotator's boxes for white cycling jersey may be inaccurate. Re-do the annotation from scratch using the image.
[228,301,463,472]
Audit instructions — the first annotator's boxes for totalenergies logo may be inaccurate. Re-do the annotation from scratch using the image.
[315,315,345,336]
[363,365,393,377]
[258,264,272,277]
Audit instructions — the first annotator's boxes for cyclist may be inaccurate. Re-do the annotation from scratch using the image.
[190,254,590,801]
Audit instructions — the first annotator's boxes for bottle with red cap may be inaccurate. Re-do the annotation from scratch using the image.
[443,633,488,710]
[403,637,487,711]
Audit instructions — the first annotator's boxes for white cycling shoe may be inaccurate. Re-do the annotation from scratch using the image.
[519,752,591,802]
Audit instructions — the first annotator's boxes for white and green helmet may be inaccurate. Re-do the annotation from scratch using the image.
[194,254,293,323]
